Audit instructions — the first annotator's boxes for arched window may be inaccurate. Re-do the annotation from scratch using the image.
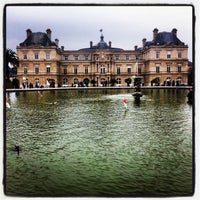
[74,78,78,84]
[116,78,121,84]
[62,78,68,85]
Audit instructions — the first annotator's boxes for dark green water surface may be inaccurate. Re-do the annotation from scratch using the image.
[5,89,193,197]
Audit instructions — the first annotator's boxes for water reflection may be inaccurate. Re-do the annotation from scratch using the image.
[5,89,193,197]
[133,97,141,106]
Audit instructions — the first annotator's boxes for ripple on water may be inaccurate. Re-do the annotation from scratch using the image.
[5,89,193,196]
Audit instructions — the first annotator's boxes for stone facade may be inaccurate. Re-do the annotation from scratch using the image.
[16,28,189,88]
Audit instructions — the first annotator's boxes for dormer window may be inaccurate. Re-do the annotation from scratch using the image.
[156,51,160,59]
[115,55,119,60]
[85,55,89,60]
[167,51,171,59]
[23,53,27,59]
[74,55,79,61]
[135,55,139,60]
[46,52,50,60]
[35,52,39,59]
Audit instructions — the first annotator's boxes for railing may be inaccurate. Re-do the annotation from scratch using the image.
[17,70,189,76]
[17,72,58,75]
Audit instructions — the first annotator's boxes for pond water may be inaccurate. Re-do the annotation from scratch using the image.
[5,89,193,197]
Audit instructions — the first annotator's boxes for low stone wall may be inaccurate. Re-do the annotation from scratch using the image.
[5,86,192,93]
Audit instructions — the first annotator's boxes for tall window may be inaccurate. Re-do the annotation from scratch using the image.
[101,65,105,74]
[167,64,171,73]
[85,66,89,74]
[167,51,171,59]
[65,56,68,60]
[117,66,120,74]
[178,64,182,72]
[35,66,39,74]
[126,55,129,60]
[156,65,160,73]
[138,65,142,74]
[24,65,28,74]
[46,52,50,60]
[74,66,78,74]
[156,51,160,59]
[46,65,50,74]
[63,66,67,74]
[35,52,39,59]
[178,52,182,58]
[127,66,131,74]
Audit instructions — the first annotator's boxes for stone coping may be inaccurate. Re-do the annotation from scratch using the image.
[5,86,192,93]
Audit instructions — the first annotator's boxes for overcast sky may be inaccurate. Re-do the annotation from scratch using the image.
[5,4,193,60]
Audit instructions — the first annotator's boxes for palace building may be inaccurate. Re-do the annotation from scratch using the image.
[16,28,189,88]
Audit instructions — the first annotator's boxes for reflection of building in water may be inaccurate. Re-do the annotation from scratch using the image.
[16,28,190,87]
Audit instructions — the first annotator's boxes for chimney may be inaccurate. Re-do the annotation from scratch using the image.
[142,38,147,47]
[172,28,177,36]
[46,28,52,40]
[134,45,138,50]
[55,38,59,46]
[26,29,32,38]
[90,41,93,48]
[109,41,112,48]
[153,28,159,40]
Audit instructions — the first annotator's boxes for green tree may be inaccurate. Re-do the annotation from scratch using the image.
[125,78,132,86]
[5,48,19,81]
[109,78,116,86]
[90,79,96,87]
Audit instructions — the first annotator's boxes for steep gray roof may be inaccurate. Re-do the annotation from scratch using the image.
[153,31,184,45]
[19,32,56,47]
[143,29,185,49]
